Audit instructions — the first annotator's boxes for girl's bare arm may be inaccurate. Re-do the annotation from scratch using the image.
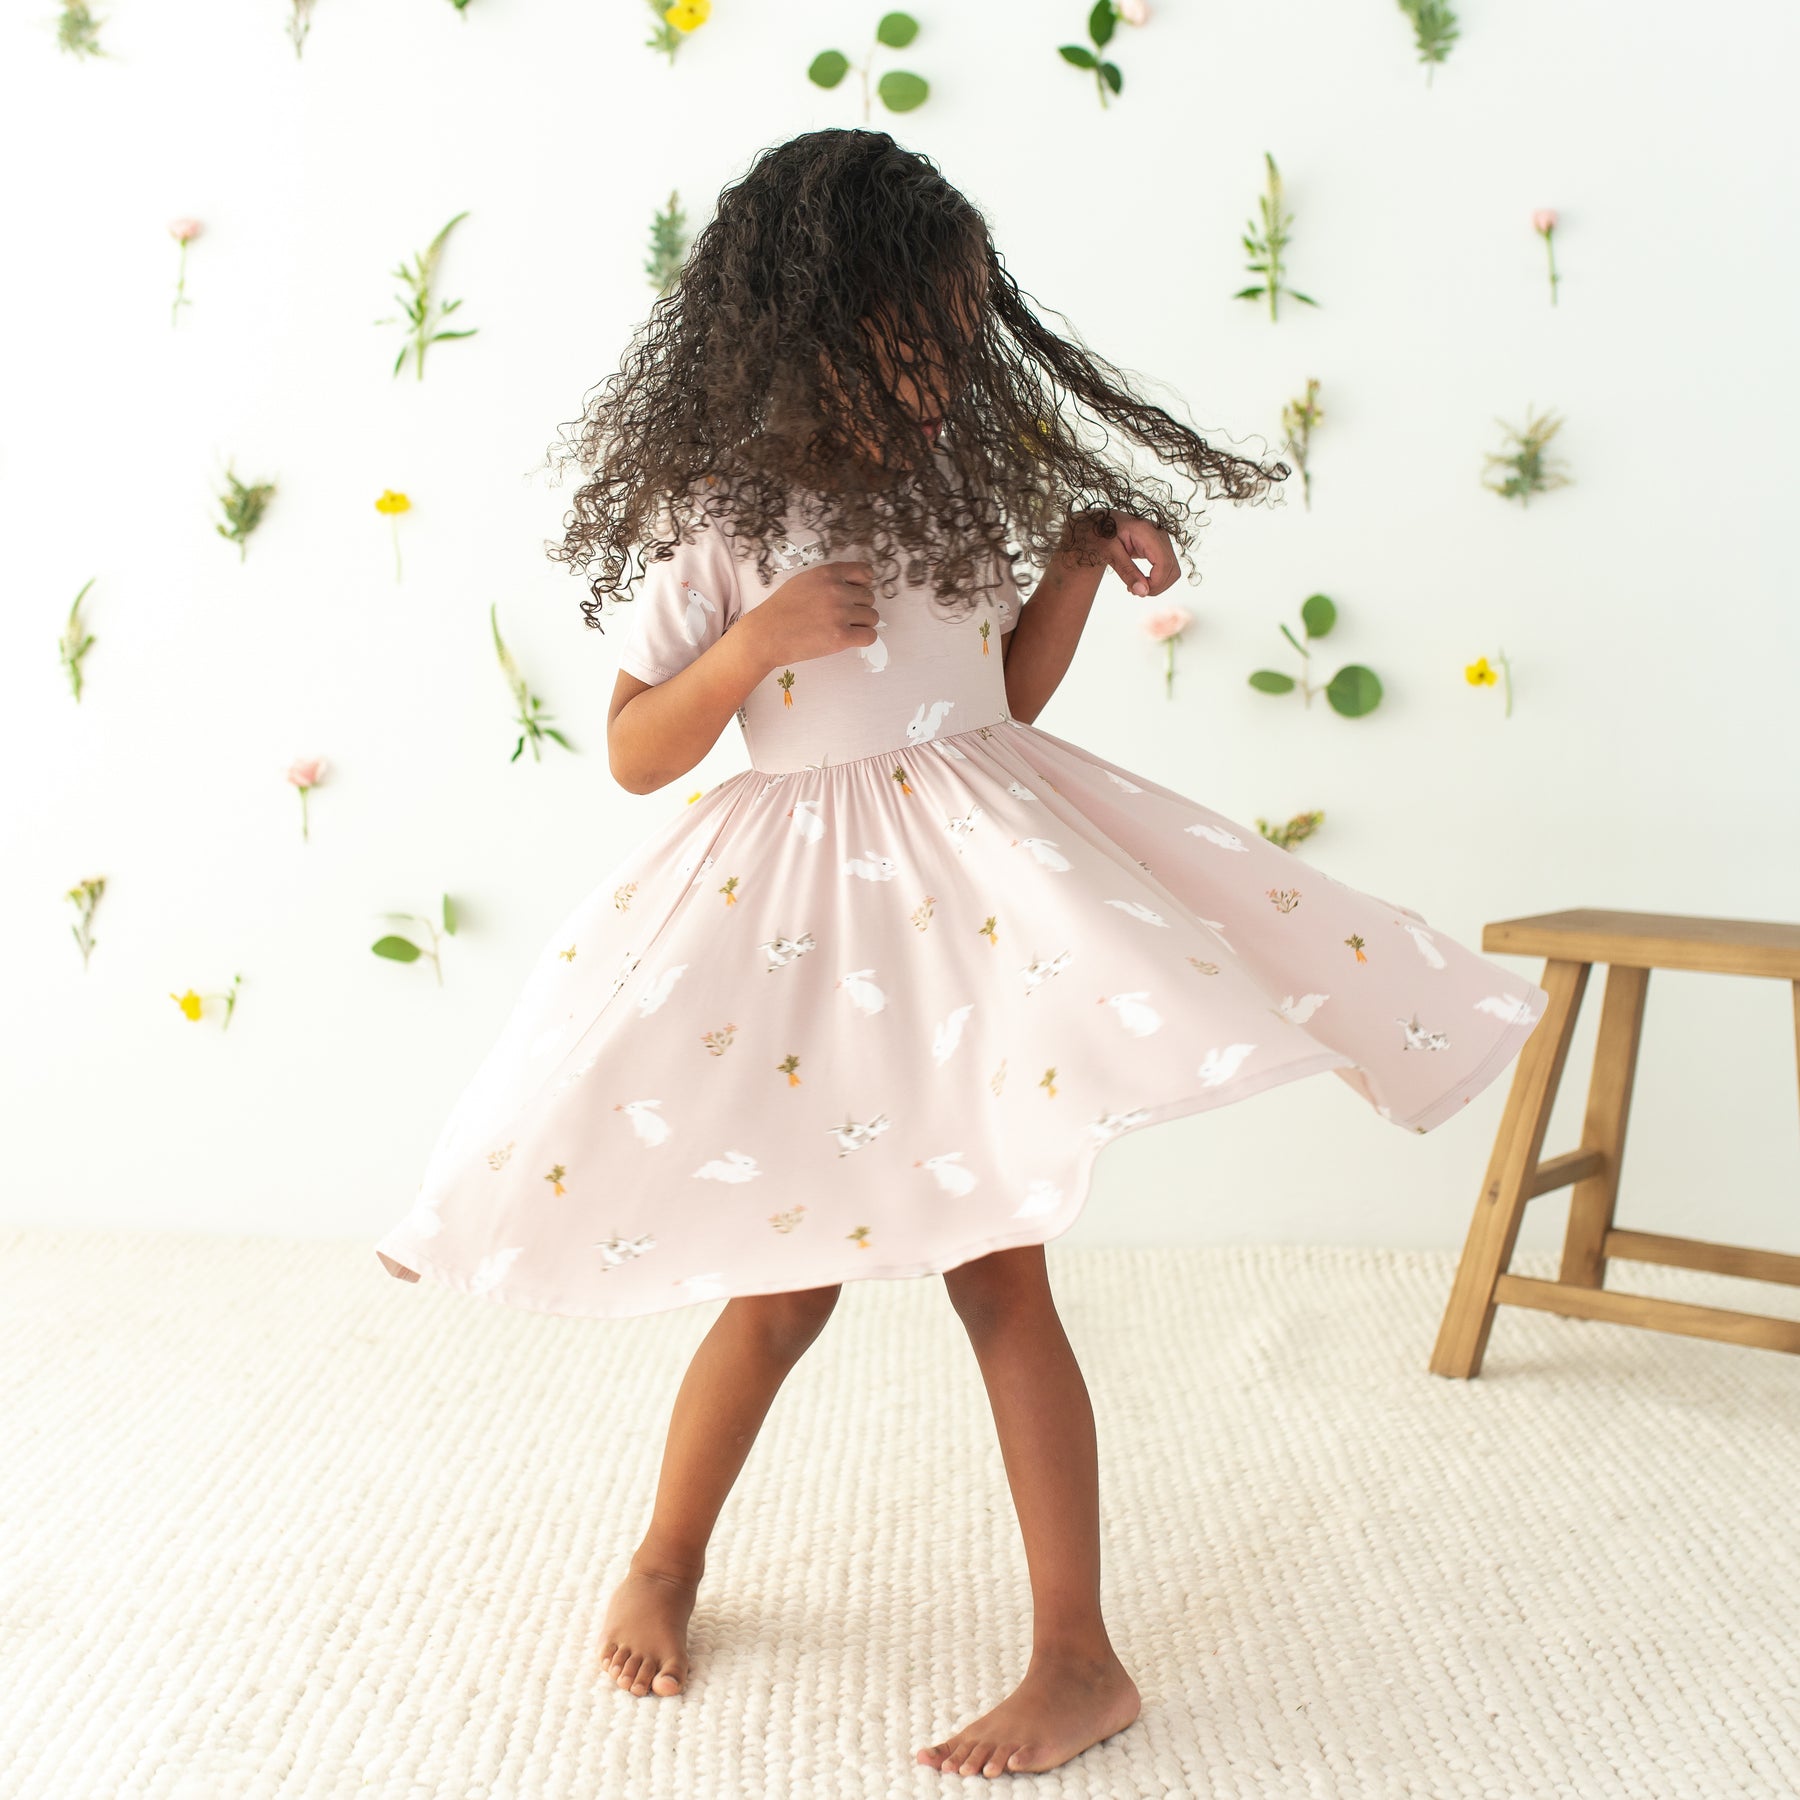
[606,618,776,794]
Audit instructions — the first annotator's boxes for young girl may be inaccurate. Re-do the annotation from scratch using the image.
[374,128,1549,1778]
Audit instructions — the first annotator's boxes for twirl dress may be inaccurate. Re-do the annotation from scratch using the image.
[374,497,1550,1319]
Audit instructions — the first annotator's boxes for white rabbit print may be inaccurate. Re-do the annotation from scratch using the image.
[788,798,826,843]
[615,1098,671,1146]
[858,619,890,672]
[1273,993,1330,1025]
[636,963,689,1016]
[826,1113,891,1156]
[470,1246,525,1296]
[915,1150,979,1197]
[1184,821,1248,852]
[1399,921,1449,969]
[906,698,956,743]
[595,1233,656,1269]
[1105,899,1169,926]
[842,849,900,881]
[1012,837,1071,871]
[1021,949,1073,993]
[1100,990,1164,1037]
[931,1002,976,1065]
[1198,1042,1258,1087]
[761,931,818,970]
[1012,1179,1064,1219]
[1102,769,1144,793]
[678,581,717,645]
[695,1151,762,1182]
[837,968,888,1014]
[1396,1014,1452,1052]
[1090,1107,1154,1142]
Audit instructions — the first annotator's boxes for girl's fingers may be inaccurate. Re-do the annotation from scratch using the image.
[1106,539,1151,597]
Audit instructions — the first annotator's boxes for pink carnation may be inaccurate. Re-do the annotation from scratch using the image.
[287,756,327,790]
[1143,607,1190,641]
[1531,208,1558,234]
[168,218,203,243]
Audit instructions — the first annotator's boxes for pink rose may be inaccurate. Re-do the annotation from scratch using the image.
[1532,208,1558,234]
[287,756,327,789]
[1115,0,1150,22]
[1143,607,1190,642]
[168,218,203,243]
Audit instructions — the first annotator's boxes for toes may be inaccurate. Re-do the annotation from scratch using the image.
[1004,1745,1040,1773]
[981,1744,1014,1776]
[615,1651,644,1690]
[966,1742,996,1777]
[650,1663,685,1694]
[918,1740,958,1771]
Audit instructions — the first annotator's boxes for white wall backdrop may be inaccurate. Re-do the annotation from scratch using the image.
[4,0,1796,1261]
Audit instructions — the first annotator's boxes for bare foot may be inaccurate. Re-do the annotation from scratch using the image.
[597,1557,700,1696]
[917,1649,1140,1777]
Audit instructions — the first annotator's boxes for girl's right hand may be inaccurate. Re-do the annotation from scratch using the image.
[747,560,880,666]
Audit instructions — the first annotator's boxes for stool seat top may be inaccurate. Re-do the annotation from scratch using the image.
[1482,908,1800,978]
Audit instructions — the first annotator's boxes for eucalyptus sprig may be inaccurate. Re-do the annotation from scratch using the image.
[809,12,928,118]
[373,895,457,986]
[1482,407,1571,506]
[60,577,98,700]
[66,875,105,970]
[214,462,276,562]
[1249,592,1382,718]
[1236,152,1317,322]
[1058,1,1126,109]
[56,1,105,57]
[1279,377,1324,510]
[646,189,690,294]
[1397,0,1459,83]
[1255,810,1325,852]
[375,211,478,382]
[492,603,576,763]
[645,0,709,62]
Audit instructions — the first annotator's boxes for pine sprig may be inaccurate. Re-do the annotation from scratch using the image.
[1397,0,1459,83]
[645,190,690,294]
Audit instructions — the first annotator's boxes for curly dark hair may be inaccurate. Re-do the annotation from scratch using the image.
[542,126,1289,634]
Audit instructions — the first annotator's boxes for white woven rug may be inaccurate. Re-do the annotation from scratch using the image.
[2,1229,1796,1800]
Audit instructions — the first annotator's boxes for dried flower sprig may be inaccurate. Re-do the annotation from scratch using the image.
[286,0,317,58]
[1533,208,1561,305]
[214,462,276,562]
[1465,650,1514,718]
[645,0,709,62]
[810,12,928,118]
[1255,809,1324,852]
[170,973,243,1029]
[491,603,575,763]
[1058,1,1130,109]
[646,190,690,294]
[66,875,105,970]
[1279,377,1324,510]
[1482,406,1571,506]
[1249,592,1383,718]
[56,0,104,56]
[168,218,201,327]
[374,896,456,985]
[60,577,98,701]
[1142,605,1192,700]
[1236,152,1317,322]
[374,489,411,582]
[1397,0,1458,82]
[375,211,477,382]
[287,757,327,841]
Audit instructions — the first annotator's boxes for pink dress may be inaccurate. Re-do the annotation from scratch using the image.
[374,499,1549,1319]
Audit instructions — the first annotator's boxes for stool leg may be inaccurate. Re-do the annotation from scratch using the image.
[1560,964,1651,1290]
[1429,957,1590,1379]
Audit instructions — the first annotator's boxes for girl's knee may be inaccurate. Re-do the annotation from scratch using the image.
[731,1282,841,1355]
[942,1244,1049,1333]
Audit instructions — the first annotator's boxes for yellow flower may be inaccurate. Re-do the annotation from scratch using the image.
[170,988,204,1021]
[665,0,709,31]
[374,489,412,516]
[1465,656,1497,687]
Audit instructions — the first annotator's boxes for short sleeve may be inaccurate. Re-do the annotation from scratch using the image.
[614,502,743,686]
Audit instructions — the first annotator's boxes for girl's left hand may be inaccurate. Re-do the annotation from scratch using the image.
[1068,509,1182,598]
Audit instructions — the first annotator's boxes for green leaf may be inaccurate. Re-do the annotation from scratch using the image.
[875,10,918,48]
[1088,0,1116,46]
[1059,44,1097,67]
[511,737,525,763]
[372,935,422,963]
[808,48,850,87]
[1299,591,1336,637]
[1326,664,1383,717]
[1232,285,1266,299]
[442,893,458,936]
[1287,289,1320,307]
[543,727,574,749]
[1101,60,1122,92]
[878,69,929,111]
[1248,670,1296,694]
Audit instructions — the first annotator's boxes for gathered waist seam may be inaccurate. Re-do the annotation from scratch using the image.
[745,709,1020,776]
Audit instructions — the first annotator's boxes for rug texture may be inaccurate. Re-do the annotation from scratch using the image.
[1,1228,1796,1800]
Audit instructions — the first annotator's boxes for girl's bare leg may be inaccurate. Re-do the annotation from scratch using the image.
[918,1243,1141,1776]
[599,1282,841,1695]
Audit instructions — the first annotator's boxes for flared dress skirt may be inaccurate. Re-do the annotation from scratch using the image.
[374,510,1550,1319]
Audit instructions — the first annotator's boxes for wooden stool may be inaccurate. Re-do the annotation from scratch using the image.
[1430,908,1800,1376]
